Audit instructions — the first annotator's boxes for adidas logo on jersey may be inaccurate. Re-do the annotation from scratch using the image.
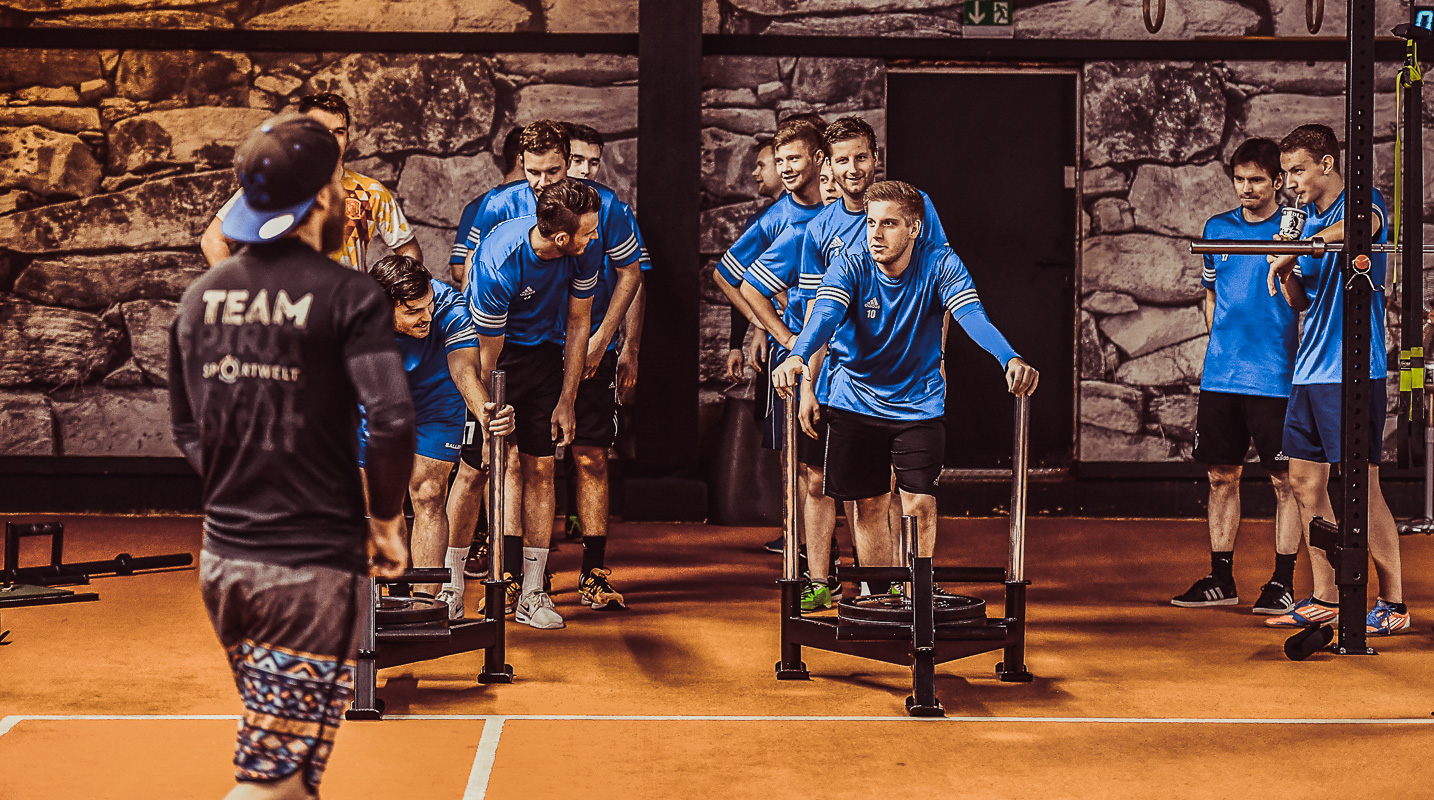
[518,286,536,300]
[865,298,880,319]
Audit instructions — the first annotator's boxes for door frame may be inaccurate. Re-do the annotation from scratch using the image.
[884,64,1083,478]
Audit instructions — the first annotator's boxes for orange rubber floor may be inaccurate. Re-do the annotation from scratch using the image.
[3,513,1434,798]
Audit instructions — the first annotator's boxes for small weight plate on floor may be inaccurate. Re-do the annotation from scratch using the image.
[376,595,448,626]
[836,593,986,626]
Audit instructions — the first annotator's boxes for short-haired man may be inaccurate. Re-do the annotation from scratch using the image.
[501,126,525,184]
[362,254,514,619]
[1172,138,1301,615]
[201,93,421,271]
[466,178,603,630]
[171,113,415,799]
[724,136,785,383]
[773,181,1037,572]
[565,122,604,180]
[1264,124,1410,634]
[748,116,950,607]
[452,121,643,611]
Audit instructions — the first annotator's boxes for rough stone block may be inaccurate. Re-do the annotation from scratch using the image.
[1079,310,1109,380]
[791,58,883,106]
[543,0,637,31]
[702,107,777,136]
[701,199,767,254]
[253,73,303,97]
[108,107,273,173]
[601,137,638,207]
[1091,197,1135,234]
[702,127,761,203]
[513,84,639,139]
[495,54,638,86]
[0,125,101,200]
[1149,391,1199,441]
[115,51,250,104]
[0,106,102,134]
[346,155,399,187]
[16,85,80,105]
[30,10,231,28]
[754,82,786,104]
[763,12,963,36]
[101,359,147,388]
[1099,304,1206,359]
[248,0,532,31]
[1083,234,1205,305]
[1225,61,1345,95]
[704,57,782,91]
[1243,93,1397,143]
[725,0,953,14]
[1080,423,1177,462]
[52,386,180,457]
[0,50,104,91]
[1114,336,1208,387]
[13,251,204,310]
[1082,291,1139,316]
[1083,62,1225,168]
[0,392,55,455]
[704,88,760,107]
[119,300,178,386]
[699,298,731,386]
[1082,165,1129,198]
[305,54,496,159]
[0,300,112,387]
[1017,0,1259,38]
[398,152,503,228]
[1127,161,1232,238]
[1080,380,1144,434]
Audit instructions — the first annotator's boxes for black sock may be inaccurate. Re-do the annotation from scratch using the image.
[798,544,810,578]
[868,580,890,596]
[1312,596,1337,608]
[1387,600,1408,614]
[1272,553,1296,587]
[1211,551,1234,584]
[502,535,523,579]
[582,535,606,576]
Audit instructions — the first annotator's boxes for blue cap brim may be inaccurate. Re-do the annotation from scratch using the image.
[221,191,320,244]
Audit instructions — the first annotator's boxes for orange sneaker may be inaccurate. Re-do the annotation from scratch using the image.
[1264,597,1338,627]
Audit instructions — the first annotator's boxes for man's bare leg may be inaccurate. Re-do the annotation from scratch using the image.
[448,460,487,550]
[802,463,836,582]
[226,773,311,800]
[1287,458,1337,602]
[899,489,939,558]
[408,455,453,596]
[1368,464,1404,604]
[1206,465,1242,552]
[572,445,609,567]
[1270,469,1300,556]
[520,454,556,550]
[852,493,896,568]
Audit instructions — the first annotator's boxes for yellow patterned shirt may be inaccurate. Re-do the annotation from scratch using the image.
[215,168,416,270]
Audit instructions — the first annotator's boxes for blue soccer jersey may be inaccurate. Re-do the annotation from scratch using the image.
[1292,189,1388,385]
[402,279,479,418]
[465,216,601,347]
[714,192,825,287]
[791,239,1018,421]
[1199,207,1298,397]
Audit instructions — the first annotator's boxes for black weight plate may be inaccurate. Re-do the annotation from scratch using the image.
[836,593,986,626]
[376,595,448,626]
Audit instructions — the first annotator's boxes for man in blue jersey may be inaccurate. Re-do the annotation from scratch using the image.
[743,117,946,606]
[772,181,1038,570]
[724,136,786,383]
[465,179,601,630]
[361,255,514,620]
[1171,139,1301,616]
[1262,124,1409,634]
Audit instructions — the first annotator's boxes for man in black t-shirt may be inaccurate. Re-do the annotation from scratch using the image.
[169,113,415,800]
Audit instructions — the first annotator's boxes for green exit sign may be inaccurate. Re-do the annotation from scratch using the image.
[964,0,1011,25]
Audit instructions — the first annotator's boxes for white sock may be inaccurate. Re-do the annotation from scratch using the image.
[521,547,548,597]
[444,547,467,594]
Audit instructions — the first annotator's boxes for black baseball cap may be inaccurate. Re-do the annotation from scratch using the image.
[222,113,341,244]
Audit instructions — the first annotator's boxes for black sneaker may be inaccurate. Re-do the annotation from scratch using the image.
[1170,574,1238,607]
[1252,580,1295,615]
[463,542,489,579]
[764,536,784,554]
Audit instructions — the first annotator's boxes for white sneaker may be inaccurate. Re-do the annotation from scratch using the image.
[435,587,464,622]
[515,589,565,630]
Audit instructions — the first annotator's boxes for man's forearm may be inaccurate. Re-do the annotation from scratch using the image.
[447,349,491,416]
[622,281,646,355]
[596,262,642,350]
[563,303,594,400]
[740,282,794,346]
[1204,288,1215,332]
[716,272,762,328]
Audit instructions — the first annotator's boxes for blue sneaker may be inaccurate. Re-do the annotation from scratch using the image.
[1365,598,1411,635]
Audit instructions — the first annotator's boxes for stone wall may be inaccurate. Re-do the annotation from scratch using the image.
[0,0,637,32]
[0,48,638,456]
[1078,59,1433,462]
[696,56,886,404]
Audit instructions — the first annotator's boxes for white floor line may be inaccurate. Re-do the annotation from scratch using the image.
[6,713,1434,726]
[461,718,505,800]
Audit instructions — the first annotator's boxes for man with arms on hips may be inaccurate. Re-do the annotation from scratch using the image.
[1263,124,1409,634]
[361,255,515,620]
[451,121,643,610]
[201,93,421,271]
[1171,138,1301,616]
[749,116,953,607]
[170,113,415,800]
[466,178,603,630]
[772,181,1038,573]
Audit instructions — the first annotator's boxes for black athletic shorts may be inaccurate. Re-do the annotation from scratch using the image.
[461,341,563,464]
[1192,390,1290,471]
[758,348,779,448]
[823,407,945,501]
[795,405,829,467]
[573,350,619,449]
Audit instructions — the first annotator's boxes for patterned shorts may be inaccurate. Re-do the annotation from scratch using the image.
[200,552,364,792]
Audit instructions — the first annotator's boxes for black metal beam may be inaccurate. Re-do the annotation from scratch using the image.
[633,0,702,471]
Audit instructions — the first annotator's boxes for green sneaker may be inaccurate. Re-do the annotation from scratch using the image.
[800,580,834,611]
[564,514,583,541]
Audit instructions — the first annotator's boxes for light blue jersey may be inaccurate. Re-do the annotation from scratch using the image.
[465,216,601,347]
[1199,207,1298,397]
[714,192,824,287]
[1292,189,1388,385]
[791,239,1018,421]
[401,280,479,417]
